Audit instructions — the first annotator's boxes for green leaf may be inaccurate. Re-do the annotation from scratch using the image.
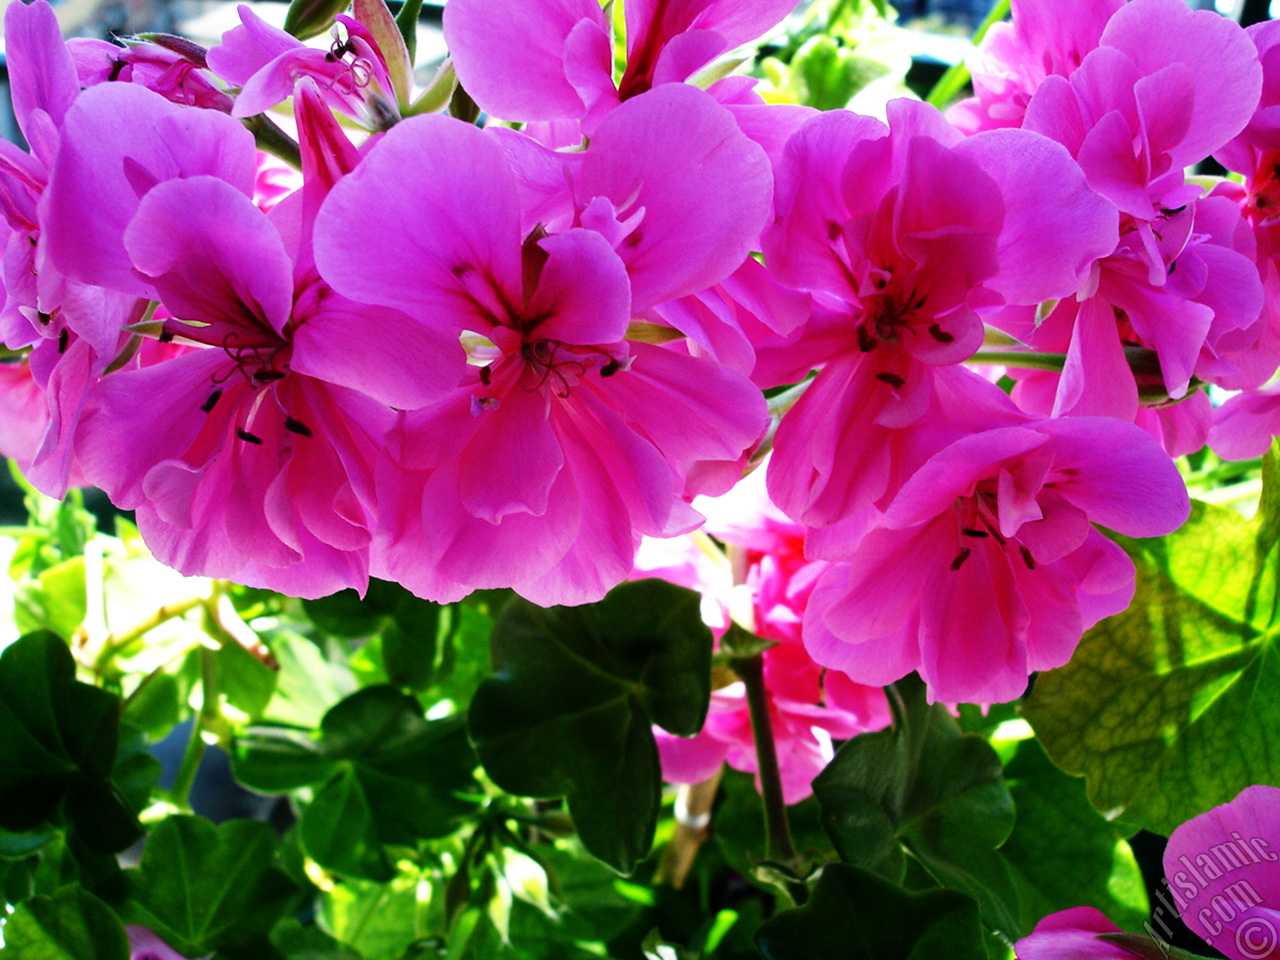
[123,670,182,740]
[754,864,989,960]
[269,918,364,960]
[304,580,446,692]
[301,769,395,882]
[14,556,85,640]
[241,686,480,880]
[262,631,356,729]
[2,886,130,960]
[1021,446,1280,835]
[813,675,1020,939]
[0,632,140,852]
[232,727,337,793]
[468,580,712,873]
[1000,740,1148,932]
[117,815,299,957]
[318,869,426,960]
[217,631,278,721]
[112,721,163,816]
[0,824,59,860]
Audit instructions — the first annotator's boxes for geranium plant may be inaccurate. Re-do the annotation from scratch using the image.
[0,0,1276,956]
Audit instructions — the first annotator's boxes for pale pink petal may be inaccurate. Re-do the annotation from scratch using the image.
[443,0,608,121]
[314,113,521,334]
[577,84,772,311]
[123,176,294,337]
[45,84,257,298]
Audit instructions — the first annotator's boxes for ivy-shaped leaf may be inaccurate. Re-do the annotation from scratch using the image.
[813,675,1020,938]
[1000,739,1149,933]
[115,815,298,957]
[233,686,481,881]
[1021,446,1280,835]
[0,632,140,853]
[467,580,712,874]
[2,886,130,960]
[754,864,989,960]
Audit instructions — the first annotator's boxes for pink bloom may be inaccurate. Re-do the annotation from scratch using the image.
[313,97,769,605]
[637,469,889,802]
[803,417,1189,704]
[948,0,1123,135]
[127,926,206,960]
[207,5,398,128]
[68,35,234,111]
[763,99,1117,529]
[73,84,451,597]
[1163,786,1280,960]
[1210,386,1280,461]
[984,0,1267,422]
[1014,907,1148,960]
[0,0,144,495]
[444,0,799,131]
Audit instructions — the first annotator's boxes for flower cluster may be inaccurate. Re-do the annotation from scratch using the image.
[14,0,1280,717]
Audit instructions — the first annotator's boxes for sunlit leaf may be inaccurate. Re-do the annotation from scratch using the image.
[1022,447,1280,834]
[2,886,129,960]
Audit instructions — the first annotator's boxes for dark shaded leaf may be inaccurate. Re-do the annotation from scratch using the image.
[468,580,712,873]
[755,864,989,960]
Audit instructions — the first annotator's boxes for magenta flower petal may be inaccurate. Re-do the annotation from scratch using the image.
[443,0,609,121]
[205,4,300,86]
[1164,786,1280,960]
[954,129,1118,306]
[122,176,295,338]
[314,113,522,331]
[5,0,78,154]
[45,84,256,297]
[1101,0,1262,168]
[526,230,632,346]
[1014,906,1142,960]
[577,84,772,311]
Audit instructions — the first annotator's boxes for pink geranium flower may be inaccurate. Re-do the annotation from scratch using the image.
[444,0,799,130]
[127,926,207,960]
[71,82,457,597]
[635,468,889,803]
[68,34,234,111]
[803,417,1189,704]
[313,88,770,605]
[763,99,1117,530]
[207,4,400,128]
[1015,907,1149,960]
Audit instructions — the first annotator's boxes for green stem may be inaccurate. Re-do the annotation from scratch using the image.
[734,653,807,903]
[242,114,303,170]
[169,644,220,809]
[925,0,1011,107]
[965,349,1068,372]
[94,596,205,671]
[395,0,425,62]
